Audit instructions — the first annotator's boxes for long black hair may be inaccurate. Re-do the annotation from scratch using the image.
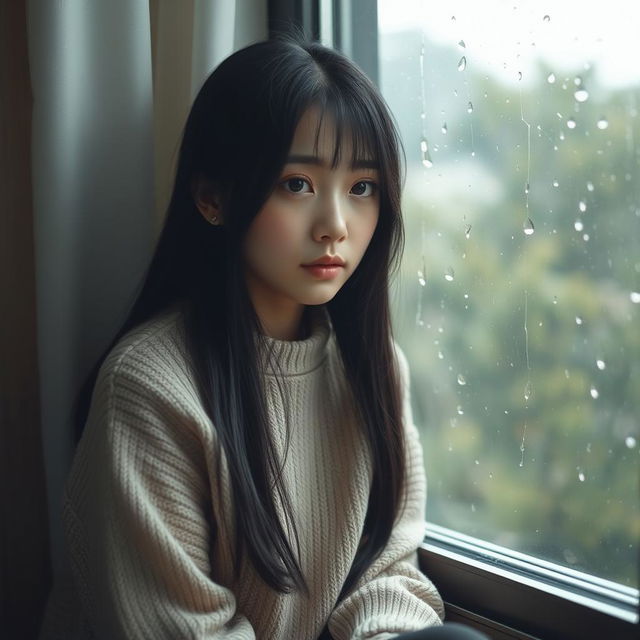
[73,34,407,602]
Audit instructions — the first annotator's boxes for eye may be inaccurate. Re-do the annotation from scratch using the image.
[282,177,312,194]
[351,180,377,197]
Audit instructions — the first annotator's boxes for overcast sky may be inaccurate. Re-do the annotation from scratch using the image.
[378,0,640,89]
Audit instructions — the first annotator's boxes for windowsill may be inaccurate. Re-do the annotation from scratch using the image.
[419,523,639,640]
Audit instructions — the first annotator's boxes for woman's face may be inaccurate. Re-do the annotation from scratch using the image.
[241,107,380,339]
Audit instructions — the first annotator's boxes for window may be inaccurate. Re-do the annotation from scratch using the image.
[322,0,639,636]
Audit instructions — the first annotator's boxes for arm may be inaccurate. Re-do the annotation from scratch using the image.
[63,349,255,640]
[327,343,445,640]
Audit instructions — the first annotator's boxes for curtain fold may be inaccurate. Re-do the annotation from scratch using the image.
[19,1,266,636]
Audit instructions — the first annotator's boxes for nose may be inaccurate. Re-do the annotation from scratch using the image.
[313,192,348,243]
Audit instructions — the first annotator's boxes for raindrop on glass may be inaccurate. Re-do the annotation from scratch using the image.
[543,14,551,22]
[574,89,589,103]
[597,117,609,130]
[587,181,594,191]
[575,316,583,325]
[445,267,455,281]
[590,386,599,399]
[458,56,467,71]
[579,200,587,212]
[583,233,590,242]
[524,380,532,401]
[574,219,584,231]
[457,374,467,386]
[547,72,556,84]
[418,270,426,287]
[567,118,577,129]
[438,350,444,360]
[625,436,637,449]
[458,39,466,48]
[578,471,586,482]
[420,138,433,168]
[523,218,535,235]
[467,101,474,113]
[457,405,464,415]
[524,182,530,194]
[596,359,606,370]
[441,122,448,134]
[630,292,640,303]
[465,224,472,239]
[553,179,559,187]
[574,76,583,86]
[518,71,523,81]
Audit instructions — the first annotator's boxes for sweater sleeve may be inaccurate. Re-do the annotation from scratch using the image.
[63,348,256,640]
[327,343,445,640]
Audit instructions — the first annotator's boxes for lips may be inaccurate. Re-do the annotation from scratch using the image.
[302,255,345,267]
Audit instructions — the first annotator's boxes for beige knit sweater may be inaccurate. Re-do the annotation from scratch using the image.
[39,304,444,640]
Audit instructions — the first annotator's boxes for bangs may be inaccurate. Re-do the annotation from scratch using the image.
[310,88,383,171]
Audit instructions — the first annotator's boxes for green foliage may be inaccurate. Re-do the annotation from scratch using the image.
[384,32,640,587]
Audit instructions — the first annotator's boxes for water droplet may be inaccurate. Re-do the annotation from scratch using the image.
[553,179,559,187]
[559,131,565,141]
[586,442,592,453]
[582,233,589,242]
[456,405,464,415]
[523,218,535,235]
[574,89,589,103]
[596,359,606,370]
[543,14,551,22]
[590,386,599,399]
[467,101,473,113]
[438,350,444,360]
[471,503,476,512]
[625,436,637,449]
[451,15,456,21]
[457,374,467,386]
[597,117,609,130]
[630,291,640,303]
[458,56,467,71]
[579,200,587,212]
[458,39,466,48]
[445,267,455,281]
[547,72,556,84]
[567,118,577,129]
[464,224,472,239]
[524,182,530,194]
[524,380,532,401]
[553,296,558,304]
[441,122,448,134]
[518,71,523,81]
[574,219,584,231]
[587,181,594,191]
[420,138,433,168]
[418,270,426,287]
[575,316,583,325]
[578,471,585,482]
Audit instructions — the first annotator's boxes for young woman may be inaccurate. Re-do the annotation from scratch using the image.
[40,36,488,640]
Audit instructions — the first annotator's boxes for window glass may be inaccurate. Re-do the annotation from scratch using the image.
[378,0,640,588]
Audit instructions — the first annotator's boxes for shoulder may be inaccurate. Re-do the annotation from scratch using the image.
[391,340,411,387]
[95,308,209,430]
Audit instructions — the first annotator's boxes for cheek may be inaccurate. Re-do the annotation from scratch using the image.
[245,207,301,263]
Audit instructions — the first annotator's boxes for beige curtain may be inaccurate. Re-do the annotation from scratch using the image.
[1,1,266,636]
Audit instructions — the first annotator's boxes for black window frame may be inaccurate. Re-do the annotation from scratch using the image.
[268,1,640,638]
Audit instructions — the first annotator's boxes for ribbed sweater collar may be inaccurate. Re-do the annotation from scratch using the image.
[257,305,332,376]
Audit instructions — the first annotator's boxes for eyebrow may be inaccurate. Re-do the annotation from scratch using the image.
[286,154,379,170]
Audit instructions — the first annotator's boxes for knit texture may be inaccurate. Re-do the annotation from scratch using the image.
[39,305,444,639]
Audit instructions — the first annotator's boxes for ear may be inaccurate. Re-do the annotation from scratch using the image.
[191,175,223,224]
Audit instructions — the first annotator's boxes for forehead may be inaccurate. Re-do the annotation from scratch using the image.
[288,106,375,167]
